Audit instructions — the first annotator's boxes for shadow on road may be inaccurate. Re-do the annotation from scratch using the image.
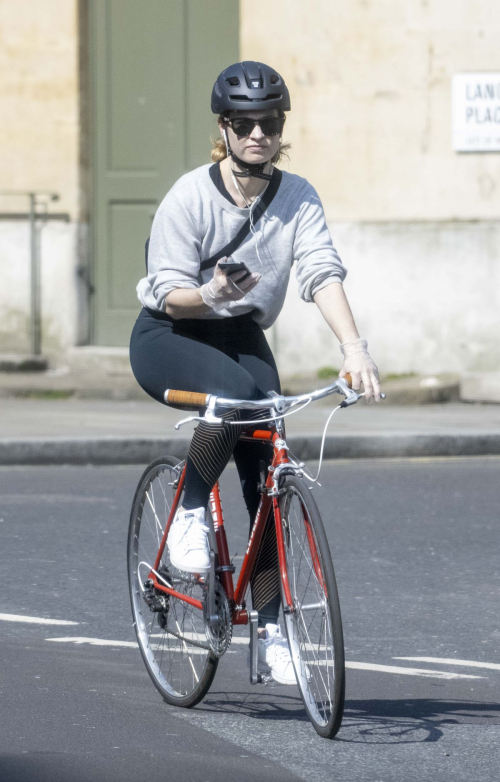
[339,699,500,744]
[200,689,309,721]
[197,693,500,744]
[0,753,108,782]
[0,746,286,782]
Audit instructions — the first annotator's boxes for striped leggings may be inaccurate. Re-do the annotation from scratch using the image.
[130,307,282,626]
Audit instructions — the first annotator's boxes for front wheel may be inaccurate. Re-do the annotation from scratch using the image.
[278,475,345,739]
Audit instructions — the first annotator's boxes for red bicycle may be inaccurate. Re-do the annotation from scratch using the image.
[127,373,362,739]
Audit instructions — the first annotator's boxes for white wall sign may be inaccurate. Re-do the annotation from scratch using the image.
[452,73,500,152]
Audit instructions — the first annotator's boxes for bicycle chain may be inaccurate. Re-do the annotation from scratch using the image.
[161,626,212,652]
[160,618,231,657]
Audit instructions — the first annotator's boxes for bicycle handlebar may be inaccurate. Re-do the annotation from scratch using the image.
[164,373,358,413]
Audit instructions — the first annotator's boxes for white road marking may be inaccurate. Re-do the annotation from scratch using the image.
[0,613,78,626]
[395,656,500,671]
[47,637,137,648]
[46,636,210,655]
[0,494,113,504]
[346,661,483,680]
[43,636,485,679]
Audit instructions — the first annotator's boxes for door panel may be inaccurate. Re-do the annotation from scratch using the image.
[108,201,156,308]
[91,0,239,345]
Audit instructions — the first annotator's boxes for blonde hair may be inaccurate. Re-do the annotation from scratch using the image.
[211,113,291,166]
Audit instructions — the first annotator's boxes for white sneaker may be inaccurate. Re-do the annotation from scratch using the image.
[167,506,210,573]
[258,623,298,685]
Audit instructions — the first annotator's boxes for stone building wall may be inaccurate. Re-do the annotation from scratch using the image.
[241,0,500,374]
[0,0,83,355]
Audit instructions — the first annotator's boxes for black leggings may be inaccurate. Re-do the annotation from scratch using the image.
[130,307,281,626]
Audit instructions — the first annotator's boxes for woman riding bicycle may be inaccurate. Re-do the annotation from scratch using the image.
[130,61,380,685]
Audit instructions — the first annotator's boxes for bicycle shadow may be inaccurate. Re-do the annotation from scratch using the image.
[199,689,309,722]
[339,698,500,744]
[197,693,500,744]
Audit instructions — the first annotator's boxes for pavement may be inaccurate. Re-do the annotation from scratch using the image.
[1,396,499,464]
[0,352,461,406]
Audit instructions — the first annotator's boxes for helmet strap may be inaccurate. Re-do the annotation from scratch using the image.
[229,152,272,181]
[222,127,273,181]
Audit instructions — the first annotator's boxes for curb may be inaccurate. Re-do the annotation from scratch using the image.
[2,433,500,465]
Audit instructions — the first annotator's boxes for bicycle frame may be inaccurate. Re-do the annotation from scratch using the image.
[146,424,295,624]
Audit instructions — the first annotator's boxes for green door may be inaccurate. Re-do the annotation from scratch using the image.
[90,0,239,345]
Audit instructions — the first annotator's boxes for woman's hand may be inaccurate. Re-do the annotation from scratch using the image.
[200,259,261,310]
[340,338,381,402]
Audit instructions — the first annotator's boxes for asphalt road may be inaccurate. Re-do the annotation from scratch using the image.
[0,457,499,782]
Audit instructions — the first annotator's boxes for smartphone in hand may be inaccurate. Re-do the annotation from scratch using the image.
[218,257,251,282]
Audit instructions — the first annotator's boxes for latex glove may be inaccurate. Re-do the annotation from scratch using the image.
[200,259,261,311]
[340,338,381,402]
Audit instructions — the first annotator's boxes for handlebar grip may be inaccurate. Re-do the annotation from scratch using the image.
[164,389,210,407]
[341,372,353,389]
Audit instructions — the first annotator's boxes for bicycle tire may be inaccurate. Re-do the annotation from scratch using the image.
[127,455,218,708]
[278,474,345,738]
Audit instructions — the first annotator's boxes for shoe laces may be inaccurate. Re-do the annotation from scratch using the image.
[268,633,292,662]
[176,514,209,551]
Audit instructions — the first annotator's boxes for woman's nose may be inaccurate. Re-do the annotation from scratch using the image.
[249,123,265,140]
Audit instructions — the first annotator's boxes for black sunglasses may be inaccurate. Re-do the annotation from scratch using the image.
[224,116,285,137]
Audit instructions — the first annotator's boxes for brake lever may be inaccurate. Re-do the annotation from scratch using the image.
[174,415,205,430]
[174,395,223,429]
[337,378,386,407]
[336,377,359,407]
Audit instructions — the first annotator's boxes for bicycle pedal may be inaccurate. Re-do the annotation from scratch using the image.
[257,672,274,685]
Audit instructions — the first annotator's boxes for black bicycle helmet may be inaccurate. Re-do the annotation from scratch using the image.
[211,61,291,114]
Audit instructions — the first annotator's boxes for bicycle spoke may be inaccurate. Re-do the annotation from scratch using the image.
[145,486,162,545]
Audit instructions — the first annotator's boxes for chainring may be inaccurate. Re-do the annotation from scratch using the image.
[204,580,232,657]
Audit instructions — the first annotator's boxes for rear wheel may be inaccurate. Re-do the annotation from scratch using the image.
[127,456,218,708]
[278,475,345,738]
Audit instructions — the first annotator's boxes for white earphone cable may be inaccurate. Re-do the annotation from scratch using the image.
[230,167,265,269]
[223,127,265,268]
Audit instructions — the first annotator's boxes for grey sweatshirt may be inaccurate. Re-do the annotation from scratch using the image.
[137,164,346,329]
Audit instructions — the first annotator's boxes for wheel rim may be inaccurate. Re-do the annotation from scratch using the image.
[129,462,213,698]
[281,486,338,728]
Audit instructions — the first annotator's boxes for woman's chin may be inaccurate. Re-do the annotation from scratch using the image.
[241,152,272,166]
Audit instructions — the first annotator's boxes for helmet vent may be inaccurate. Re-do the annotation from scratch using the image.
[227,76,240,86]
[270,75,279,84]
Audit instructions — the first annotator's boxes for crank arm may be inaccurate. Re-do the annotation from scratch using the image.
[249,610,261,684]
[207,550,218,626]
